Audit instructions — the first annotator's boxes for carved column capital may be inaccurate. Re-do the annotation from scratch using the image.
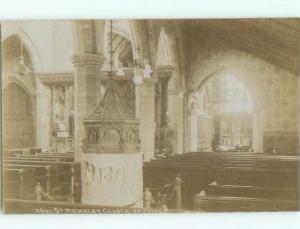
[154,65,175,81]
[71,53,106,68]
[142,78,157,85]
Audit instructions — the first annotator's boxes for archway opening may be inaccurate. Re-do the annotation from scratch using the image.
[2,35,35,149]
[154,27,175,157]
[103,19,135,68]
[191,73,254,152]
[2,35,33,77]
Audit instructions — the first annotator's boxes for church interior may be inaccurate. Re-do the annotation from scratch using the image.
[1,19,300,213]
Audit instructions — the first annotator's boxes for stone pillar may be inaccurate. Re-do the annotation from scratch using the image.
[155,65,181,155]
[188,108,198,152]
[183,92,189,153]
[168,89,185,155]
[49,85,55,147]
[136,78,156,161]
[297,75,300,151]
[35,82,50,150]
[64,85,69,131]
[252,109,264,153]
[160,78,169,127]
[186,92,198,152]
[71,53,105,161]
[198,114,214,150]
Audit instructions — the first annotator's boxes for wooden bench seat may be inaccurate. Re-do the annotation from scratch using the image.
[3,159,81,202]
[3,168,25,199]
[195,195,299,212]
[6,155,74,162]
[2,163,57,200]
[3,159,76,166]
[144,151,299,211]
[2,147,79,203]
[145,161,297,173]
[3,149,29,157]
[215,168,298,186]
[38,153,74,157]
[5,157,61,162]
[207,184,299,200]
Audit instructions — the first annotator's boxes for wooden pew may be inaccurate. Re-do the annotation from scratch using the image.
[195,196,299,212]
[146,153,299,174]
[143,151,299,211]
[207,183,299,200]
[2,168,25,199]
[37,152,74,157]
[3,158,81,202]
[3,149,29,157]
[5,157,61,162]
[6,155,74,162]
[3,164,56,200]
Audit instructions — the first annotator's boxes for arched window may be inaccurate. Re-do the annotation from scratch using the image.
[219,74,252,113]
[195,74,253,151]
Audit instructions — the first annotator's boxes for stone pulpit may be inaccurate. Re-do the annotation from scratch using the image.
[83,78,140,154]
[81,78,143,207]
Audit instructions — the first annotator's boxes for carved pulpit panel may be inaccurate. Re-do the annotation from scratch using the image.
[83,78,140,154]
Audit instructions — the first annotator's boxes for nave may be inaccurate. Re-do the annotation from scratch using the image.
[1,18,300,213]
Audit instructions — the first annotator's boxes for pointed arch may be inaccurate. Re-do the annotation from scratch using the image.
[197,70,254,113]
[3,76,35,103]
[188,51,269,153]
[103,19,141,62]
[128,20,141,61]
[156,27,171,66]
[3,31,43,71]
[191,54,262,113]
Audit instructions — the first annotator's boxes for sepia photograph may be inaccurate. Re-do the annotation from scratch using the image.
[1,17,300,214]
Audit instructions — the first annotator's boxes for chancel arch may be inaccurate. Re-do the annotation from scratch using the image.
[187,50,299,153]
[189,71,255,153]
